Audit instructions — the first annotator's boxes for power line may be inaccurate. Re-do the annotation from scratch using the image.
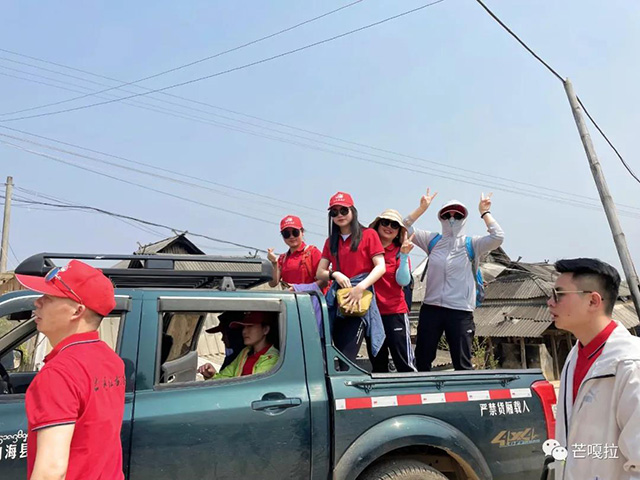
[3,126,640,221]
[0,138,326,237]
[0,1,363,117]
[10,195,269,253]
[474,0,640,186]
[0,0,446,123]
[4,53,638,214]
[0,131,328,229]
[576,97,640,184]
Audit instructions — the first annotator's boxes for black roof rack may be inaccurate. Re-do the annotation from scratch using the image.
[15,253,273,290]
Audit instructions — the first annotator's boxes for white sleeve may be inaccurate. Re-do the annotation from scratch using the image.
[411,228,435,254]
[472,220,505,255]
[616,360,640,474]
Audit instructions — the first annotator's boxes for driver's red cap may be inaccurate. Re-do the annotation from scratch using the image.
[16,260,116,316]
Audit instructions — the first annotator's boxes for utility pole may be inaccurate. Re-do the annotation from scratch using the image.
[0,176,13,273]
[564,79,640,318]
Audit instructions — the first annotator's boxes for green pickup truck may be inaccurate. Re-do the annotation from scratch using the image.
[0,253,557,480]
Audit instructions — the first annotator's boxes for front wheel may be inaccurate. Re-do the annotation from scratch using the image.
[360,459,449,480]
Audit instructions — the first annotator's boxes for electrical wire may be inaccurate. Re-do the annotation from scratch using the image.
[3,56,638,212]
[0,0,446,123]
[0,1,364,117]
[0,138,327,237]
[10,195,269,253]
[474,0,640,186]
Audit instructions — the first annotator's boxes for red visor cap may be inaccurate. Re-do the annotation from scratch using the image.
[328,191,354,209]
[438,204,468,218]
[280,215,303,231]
[16,260,116,316]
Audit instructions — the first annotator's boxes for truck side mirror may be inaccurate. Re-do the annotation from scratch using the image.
[0,349,23,372]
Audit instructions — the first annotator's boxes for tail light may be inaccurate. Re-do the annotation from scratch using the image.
[532,380,557,439]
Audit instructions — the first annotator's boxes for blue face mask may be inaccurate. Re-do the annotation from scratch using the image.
[448,218,457,228]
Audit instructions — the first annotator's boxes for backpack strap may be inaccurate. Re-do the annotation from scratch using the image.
[427,233,442,254]
[464,236,475,263]
[420,233,442,283]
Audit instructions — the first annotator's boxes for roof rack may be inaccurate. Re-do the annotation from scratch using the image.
[15,253,273,290]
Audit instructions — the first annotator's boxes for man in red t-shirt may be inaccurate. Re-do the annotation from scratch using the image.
[16,260,124,480]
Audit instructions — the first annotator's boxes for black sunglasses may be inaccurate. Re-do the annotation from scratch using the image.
[440,212,464,220]
[329,207,350,217]
[281,228,301,239]
[379,218,401,230]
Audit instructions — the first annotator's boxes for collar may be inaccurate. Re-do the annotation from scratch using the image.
[248,343,272,358]
[578,320,617,360]
[288,242,307,256]
[44,331,100,363]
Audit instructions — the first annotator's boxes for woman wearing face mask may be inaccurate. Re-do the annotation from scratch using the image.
[267,215,323,288]
[317,192,386,363]
[404,192,504,372]
[367,209,417,372]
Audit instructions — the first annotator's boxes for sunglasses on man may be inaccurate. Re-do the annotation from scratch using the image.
[440,212,464,221]
[281,228,301,239]
[379,218,401,230]
[329,207,350,218]
[45,267,84,304]
[550,288,593,303]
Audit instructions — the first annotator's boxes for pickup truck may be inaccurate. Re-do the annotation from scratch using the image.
[0,253,557,480]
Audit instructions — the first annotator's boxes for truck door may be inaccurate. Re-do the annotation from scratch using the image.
[128,293,311,480]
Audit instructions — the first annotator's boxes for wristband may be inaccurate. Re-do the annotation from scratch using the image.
[328,269,334,279]
[481,211,491,218]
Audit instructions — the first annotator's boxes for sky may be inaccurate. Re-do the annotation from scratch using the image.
[0,0,639,277]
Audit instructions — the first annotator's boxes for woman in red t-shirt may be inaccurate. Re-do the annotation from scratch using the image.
[267,215,324,288]
[368,209,416,372]
[317,192,386,362]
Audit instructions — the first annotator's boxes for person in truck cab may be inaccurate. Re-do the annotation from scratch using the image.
[199,311,279,379]
[15,260,125,480]
[267,215,326,290]
[203,311,245,370]
[405,191,504,371]
[549,258,640,480]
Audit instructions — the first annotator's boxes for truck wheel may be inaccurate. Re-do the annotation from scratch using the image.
[360,459,449,480]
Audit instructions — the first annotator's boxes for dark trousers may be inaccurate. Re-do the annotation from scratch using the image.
[368,313,416,373]
[415,304,475,371]
[333,316,365,363]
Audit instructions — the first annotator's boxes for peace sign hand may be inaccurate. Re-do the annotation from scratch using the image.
[479,192,493,214]
[400,232,415,254]
[420,188,438,210]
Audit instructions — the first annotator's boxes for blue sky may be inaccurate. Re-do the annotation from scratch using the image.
[1,0,639,275]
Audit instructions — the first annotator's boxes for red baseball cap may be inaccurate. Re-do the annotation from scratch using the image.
[439,204,468,218]
[279,215,303,231]
[328,191,354,209]
[16,260,116,317]
[229,311,274,329]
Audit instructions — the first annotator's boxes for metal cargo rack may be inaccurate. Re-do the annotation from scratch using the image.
[14,253,273,290]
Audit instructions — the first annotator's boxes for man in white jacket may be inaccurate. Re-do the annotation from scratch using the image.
[405,192,504,371]
[549,258,640,480]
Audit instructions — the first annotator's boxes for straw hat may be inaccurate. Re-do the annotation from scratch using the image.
[369,209,407,240]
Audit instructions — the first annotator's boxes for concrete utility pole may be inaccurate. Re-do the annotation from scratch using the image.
[0,176,13,273]
[564,79,640,318]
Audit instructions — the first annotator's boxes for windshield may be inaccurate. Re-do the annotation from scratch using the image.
[0,296,36,340]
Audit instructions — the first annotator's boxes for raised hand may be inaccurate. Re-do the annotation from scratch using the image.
[479,192,493,214]
[400,232,415,254]
[267,248,278,264]
[420,188,438,210]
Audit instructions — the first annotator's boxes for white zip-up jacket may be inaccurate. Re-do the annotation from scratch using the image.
[409,200,504,312]
[552,323,640,480]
